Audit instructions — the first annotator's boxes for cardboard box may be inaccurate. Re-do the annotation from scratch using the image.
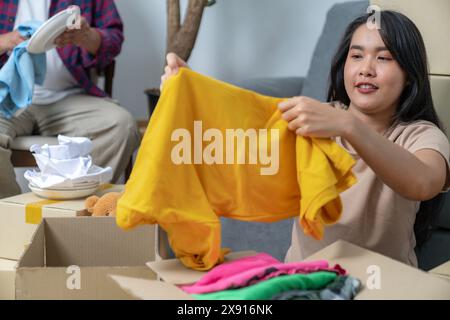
[429,261,450,281]
[305,240,450,299]
[110,276,193,300]
[15,216,156,300]
[111,251,258,300]
[0,258,17,300]
[112,241,450,300]
[0,184,123,260]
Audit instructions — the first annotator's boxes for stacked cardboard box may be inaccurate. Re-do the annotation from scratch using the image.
[0,184,123,260]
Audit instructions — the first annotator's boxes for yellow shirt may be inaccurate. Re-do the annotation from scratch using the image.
[116,68,356,270]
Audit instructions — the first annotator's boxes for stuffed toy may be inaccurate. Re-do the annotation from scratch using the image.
[85,192,122,217]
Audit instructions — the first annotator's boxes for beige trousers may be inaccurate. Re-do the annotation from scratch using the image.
[0,94,140,199]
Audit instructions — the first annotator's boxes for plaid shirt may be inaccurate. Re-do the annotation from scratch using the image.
[0,0,124,97]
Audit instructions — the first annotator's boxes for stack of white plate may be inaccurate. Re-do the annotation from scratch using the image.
[29,181,99,200]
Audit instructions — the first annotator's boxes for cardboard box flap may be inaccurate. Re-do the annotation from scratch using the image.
[43,217,154,267]
[16,266,155,300]
[17,221,45,268]
[110,275,192,300]
[305,240,450,299]
[147,251,258,285]
[0,258,17,270]
[0,184,124,211]
[0,192,85,211]
[430,261,450,279]
[0,258,16,300]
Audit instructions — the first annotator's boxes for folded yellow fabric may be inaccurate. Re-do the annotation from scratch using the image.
[116,68,356,271]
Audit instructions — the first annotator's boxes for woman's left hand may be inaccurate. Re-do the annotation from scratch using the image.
[278,96,352,138]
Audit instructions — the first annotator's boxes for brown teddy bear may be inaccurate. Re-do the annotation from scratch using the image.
[85,192,122,217]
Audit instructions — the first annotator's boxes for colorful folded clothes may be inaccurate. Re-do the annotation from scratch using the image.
[182,253,360,300]
[182,253,345,294]
[190,253,280,288]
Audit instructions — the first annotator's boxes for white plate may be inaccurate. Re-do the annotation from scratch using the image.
[27,6,81,54]
[29,181,99,191]
[29,183,98,200]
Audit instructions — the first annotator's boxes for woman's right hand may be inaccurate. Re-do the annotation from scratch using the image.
[160,52,188,91]
[0,31,26,54]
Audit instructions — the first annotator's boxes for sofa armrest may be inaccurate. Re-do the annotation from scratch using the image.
[416,228,450,270]
[437,191,450,229]
[230,77,305,98]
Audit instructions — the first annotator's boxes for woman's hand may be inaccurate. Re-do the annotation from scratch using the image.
[278,96,353,138]
[0,30,26,54]
[54,16,101,55]
[160,52,188,91]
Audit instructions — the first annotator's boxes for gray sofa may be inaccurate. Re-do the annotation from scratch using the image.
[226,0,450,271]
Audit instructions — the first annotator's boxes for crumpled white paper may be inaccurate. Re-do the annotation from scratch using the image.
[29,135,92,160]
[24,135,113,189]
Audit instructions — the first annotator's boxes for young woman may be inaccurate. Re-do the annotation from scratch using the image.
[160,11,449,267]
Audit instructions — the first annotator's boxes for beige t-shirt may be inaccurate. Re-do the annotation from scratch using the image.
[285,119,450,267]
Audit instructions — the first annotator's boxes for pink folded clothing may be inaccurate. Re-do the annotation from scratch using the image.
[181,253,346,294]
[193,253,280,287]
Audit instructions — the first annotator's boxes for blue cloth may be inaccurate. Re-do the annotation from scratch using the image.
[0,21,46,118]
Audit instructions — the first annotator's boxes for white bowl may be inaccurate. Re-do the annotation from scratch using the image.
[29,184,98,200]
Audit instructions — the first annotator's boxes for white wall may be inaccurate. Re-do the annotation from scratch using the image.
[113,0,350,119]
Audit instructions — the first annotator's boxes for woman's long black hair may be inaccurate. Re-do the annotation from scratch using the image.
[327,11,446,247]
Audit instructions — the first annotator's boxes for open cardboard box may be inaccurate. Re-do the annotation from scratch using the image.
[111,240,450,300]
[304,240,450,299]
[15,216,156,300]
[0,184,123,260]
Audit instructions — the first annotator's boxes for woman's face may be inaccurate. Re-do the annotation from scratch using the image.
[344,25,407,116]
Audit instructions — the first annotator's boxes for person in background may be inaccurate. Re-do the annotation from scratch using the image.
[0,0,140,199]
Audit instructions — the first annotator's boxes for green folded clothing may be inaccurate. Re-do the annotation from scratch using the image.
[193,271,337,300]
